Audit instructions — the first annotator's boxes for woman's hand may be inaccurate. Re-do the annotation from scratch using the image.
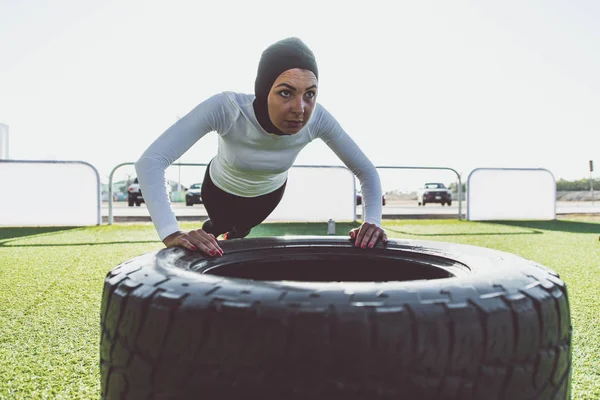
[163,229,223,257]
[349,222,388,249]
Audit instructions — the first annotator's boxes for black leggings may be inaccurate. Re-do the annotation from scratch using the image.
[200,163,287,238]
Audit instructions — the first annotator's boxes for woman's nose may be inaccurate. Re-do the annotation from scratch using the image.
[291,97,304,114]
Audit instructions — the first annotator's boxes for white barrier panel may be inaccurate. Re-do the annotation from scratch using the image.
[467,168,555,221]
[0,161,100,226]
[266,166,356,222]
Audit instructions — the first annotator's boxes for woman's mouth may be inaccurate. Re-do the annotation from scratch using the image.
[285,120,304,128]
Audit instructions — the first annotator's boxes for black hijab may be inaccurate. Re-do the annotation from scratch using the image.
[253,37,319,135]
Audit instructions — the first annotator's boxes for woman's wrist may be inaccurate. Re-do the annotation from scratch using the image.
[163,230,184,245]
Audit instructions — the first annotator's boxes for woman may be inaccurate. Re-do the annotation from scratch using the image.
[136,37,387,257]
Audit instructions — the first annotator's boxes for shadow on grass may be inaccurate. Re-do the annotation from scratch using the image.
[0,240,161,247]
[0,226,161,247]
[384,226,543,237]
[260,222,548,238]
[251,222,361,236]
[0,226,81,241]
[490,220,600,234]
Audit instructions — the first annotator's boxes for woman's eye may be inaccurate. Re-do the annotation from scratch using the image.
[279,90,292,98]
[305,91,316,99]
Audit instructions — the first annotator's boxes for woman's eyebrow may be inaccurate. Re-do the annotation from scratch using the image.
[274,83,296,91]
[274,83,318,91]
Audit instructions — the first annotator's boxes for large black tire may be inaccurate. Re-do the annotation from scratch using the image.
[100,237,571,400]
[127,196,134,207]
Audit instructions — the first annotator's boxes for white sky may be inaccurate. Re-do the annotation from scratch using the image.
[1,0,599,192]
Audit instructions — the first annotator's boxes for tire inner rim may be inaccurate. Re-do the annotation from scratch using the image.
[198,247,468,282]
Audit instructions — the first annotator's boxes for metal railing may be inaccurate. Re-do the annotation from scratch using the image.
[0,159,102,225]
[108,162,357,225]
[108,162,464,224]
[375,165,463,220]
[466,168,555,221]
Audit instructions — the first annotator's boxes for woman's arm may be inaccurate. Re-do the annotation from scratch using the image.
[313,105,387,247]
[134,93,234,245]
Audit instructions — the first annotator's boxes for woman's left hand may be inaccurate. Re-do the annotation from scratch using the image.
[349,222,388,249]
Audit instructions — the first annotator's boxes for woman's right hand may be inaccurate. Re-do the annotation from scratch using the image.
[162,229,223,257]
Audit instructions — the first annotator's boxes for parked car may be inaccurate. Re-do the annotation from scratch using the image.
[356,191,386,206]
[417,182,452,206]
[185,183,203,206]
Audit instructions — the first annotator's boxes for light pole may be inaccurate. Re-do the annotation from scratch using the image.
[176,115,182,193]
[0,123,8,160]
[590,160,594,206]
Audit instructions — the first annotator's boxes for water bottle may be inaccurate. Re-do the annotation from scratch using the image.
[327,219,336,235]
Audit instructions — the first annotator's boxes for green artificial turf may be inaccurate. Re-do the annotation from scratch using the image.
[0,217,598,399]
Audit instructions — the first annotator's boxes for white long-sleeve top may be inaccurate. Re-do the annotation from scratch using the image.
[135,91,382,241]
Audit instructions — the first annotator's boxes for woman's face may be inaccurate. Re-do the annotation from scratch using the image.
[267,68,318,134]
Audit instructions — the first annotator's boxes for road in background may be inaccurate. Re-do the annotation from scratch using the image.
[102,200,600,222]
